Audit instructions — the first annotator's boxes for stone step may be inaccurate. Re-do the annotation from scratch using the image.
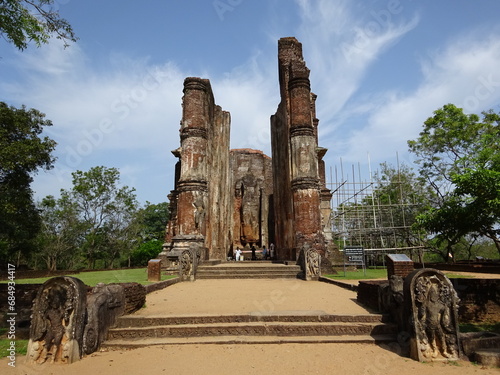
[115,313,389,328]
[473,349,500,368]
[195,264,302,279]
[197,265,302,271]
[196,273,300,279]
[107,321,397,340]
[102,334,397,349]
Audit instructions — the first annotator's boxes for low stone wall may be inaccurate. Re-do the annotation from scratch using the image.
[112,282,147,314]
[145,277,180,293]
[451,278,500,323]
[0,281,146,330]
[415,262,500,274]
[318,276,358,291]
[357,278,500,324]
[356,280,386,312]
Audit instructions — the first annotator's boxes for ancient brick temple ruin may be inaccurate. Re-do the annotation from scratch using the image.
[162,37,333,266]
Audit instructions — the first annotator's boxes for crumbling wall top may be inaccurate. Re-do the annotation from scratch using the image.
[231,148,272,160]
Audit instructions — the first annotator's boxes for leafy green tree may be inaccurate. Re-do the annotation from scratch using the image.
[61,166,139,269]
[137,201,169,242]
[408,103,484,197]
[0,102,56,264]
[129,239,163,267]
[0,0,77,50]
[409,104,500,258]
[453,168,500,254]
[36,194,81,270]
[122,201,168,266]
[414,196,471,262]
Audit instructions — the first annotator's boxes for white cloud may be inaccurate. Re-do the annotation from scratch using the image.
[1,40,188,203]
[295,0,420,123]
[213,52,278,156]
[338,30,500,168]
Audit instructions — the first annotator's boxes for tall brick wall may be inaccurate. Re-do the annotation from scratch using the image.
[270,103,295,259]
[206,106,232,260]
[271,37,332,261]
[164,78,232,261]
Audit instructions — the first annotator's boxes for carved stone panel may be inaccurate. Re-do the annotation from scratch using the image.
[303,245,320,281]
[404,268,461,362]
[180,247,199,282]
[27,276,87,364]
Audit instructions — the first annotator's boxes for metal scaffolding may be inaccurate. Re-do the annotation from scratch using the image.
[328,155,425,264]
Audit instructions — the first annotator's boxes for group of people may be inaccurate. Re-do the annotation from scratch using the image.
[232,243,275,261]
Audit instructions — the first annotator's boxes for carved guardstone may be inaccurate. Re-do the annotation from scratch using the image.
[180,244,201,281]
[302,244,320,281]
[404,268,461,362]
[27,276,87,364]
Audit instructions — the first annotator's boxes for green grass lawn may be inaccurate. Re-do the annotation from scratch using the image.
[460,322,500,334]
[324,267,388,280]
[1,268,177,286]
[0,328,28,359]
[324,269,477,281]
[442,273,473,279]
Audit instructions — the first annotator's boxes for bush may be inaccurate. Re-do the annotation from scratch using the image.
[129,240,163,266]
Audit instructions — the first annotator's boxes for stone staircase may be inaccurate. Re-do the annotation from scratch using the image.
[102,312,398,348]
[195,262,302,279]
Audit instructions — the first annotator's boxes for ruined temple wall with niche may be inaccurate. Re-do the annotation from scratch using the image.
[230,149,274,249]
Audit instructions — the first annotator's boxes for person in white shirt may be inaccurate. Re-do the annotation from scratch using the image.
[235,248,243,261]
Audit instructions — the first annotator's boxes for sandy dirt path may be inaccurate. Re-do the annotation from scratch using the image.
[134,279,371,316]
[2,342,497,375]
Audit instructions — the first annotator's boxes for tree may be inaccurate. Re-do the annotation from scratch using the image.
[414,196,472,262]
[61,166,139,269]
[408,103,484,199]
[0,0,77,50]
[129,239,163,267]
[36,194,81,271]
[453,167,500,254]
[409,104,500,258]
[137,201,169,242]
[124,201,169,267]
[0,102,56,264]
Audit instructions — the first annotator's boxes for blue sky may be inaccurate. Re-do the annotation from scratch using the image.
[2,0,500,205]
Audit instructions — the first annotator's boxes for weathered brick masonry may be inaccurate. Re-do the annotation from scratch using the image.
[271,37,332,261]
[163,38,332,263]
